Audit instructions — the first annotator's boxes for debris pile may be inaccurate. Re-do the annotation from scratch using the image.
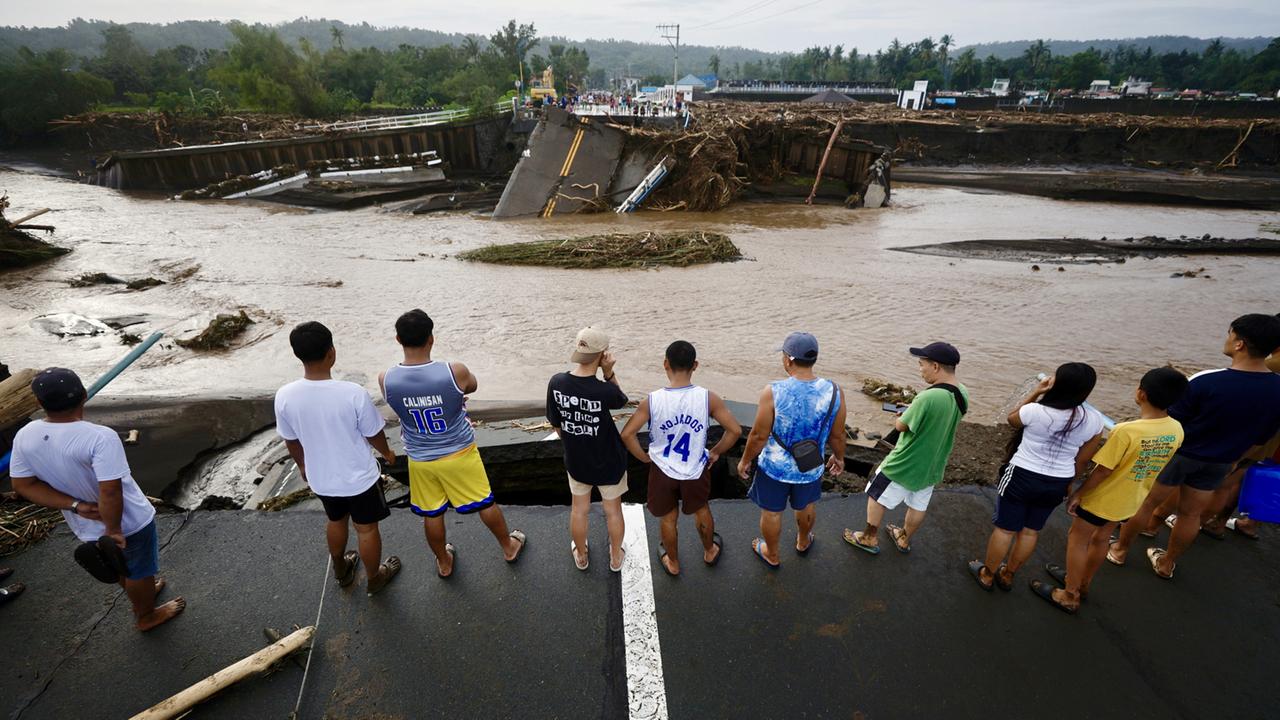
[459,231,741,269]
[0,496,63,557]
[861,377,918,405]
[68,272,166,290]
[176,311,254,351]
[0,194,69,271]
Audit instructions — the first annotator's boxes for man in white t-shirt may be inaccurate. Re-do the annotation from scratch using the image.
[10,368,186,631]
[275,321,402,596]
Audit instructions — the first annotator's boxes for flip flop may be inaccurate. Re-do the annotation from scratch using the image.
[752,538,780,569]
[336,550,359,587]
[1227,518,1260,541]
[887,524,911,554]
[1163,514,1177,530]
[610,547,625,574]
[657,544,679,577]
[506,531,527,563]
[97,536,129,578]
[367,556,402,596]
[994,563,1014,592]
[571,540,589,571]
[74,541,119,584]
[1044,563,1067,585]
[968,560,994,592]
[1030,579,1077,615]
[1147,547,1174,580]
[704,533,723,566]
[796,532,815,556]
[0,583,26,606]
[842,528,880,555]
[437,544,457,579]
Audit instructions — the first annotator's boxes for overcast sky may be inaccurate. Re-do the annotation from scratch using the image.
[9,0,1278,52]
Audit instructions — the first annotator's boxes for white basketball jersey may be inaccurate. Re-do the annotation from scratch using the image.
[647,385,711,480]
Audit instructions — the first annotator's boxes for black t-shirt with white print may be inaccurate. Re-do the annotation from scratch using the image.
[546,372,629,485]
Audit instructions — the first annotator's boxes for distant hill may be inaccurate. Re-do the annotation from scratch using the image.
[959,36,1273,59]
[0,18,783,78]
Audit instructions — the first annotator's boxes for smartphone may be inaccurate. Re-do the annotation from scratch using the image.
[881,402,909,413]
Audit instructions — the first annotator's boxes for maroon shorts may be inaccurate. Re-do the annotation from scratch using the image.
[647,463,711,517]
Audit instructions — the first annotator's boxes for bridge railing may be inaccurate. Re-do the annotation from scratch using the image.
[298,103,513,133]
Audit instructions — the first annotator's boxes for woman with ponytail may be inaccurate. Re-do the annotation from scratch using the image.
[968,363,1105,591]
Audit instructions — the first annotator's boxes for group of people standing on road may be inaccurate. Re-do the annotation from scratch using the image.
[6,309,1280,628]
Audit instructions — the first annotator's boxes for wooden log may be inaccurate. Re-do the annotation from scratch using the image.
[5,208,50,228]
[807,119,843,205]
[0,369,40,428]
[129,625,315,720]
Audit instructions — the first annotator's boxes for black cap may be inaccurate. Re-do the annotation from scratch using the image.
[909,342,961,366]
[31,367,87,412]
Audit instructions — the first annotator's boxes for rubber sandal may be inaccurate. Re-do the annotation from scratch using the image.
[994,564,1013,592]
[506,531,527,563]
[842,528,880,555]
[1199,525,1226,541]
[610,547,625,573]
[796,532,815,555]
[657,544,679,576]
[1044,563,1067,585]
[752,538,780,569]
[336,550,359,587]
[705,532,723,566]
[74,541,119,583]
[968,560,994,592]
[1227,518,1259,541]
[1030,579,1078,615]
[887,524,911,554]
[1163,514,1177,530]
[1146,548,1174,579]
[97,536,129,578]
[0,583,26,606]
[1106,543,1126,566]
[571,540,589,571]
[367,556,402,596]
[437,544,456,579]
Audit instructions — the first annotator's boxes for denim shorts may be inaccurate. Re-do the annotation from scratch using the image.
[123,521,160,580]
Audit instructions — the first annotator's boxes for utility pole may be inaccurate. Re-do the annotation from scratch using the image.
[657,24,680,93]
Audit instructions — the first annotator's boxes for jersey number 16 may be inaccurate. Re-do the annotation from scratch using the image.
[408,407,448,434]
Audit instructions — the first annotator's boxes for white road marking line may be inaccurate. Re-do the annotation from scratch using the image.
[621,502,669,720]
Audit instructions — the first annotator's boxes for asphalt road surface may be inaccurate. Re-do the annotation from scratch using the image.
[2,488,1276,719]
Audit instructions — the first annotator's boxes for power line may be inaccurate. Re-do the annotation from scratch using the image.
[657,24,680,88]
[709,0,825,31]
[689,0,782,30]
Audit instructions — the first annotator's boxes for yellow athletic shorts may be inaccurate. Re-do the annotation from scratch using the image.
[409,444,494,517]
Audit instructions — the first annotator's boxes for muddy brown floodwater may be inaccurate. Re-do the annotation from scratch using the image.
[1,167,1277,434]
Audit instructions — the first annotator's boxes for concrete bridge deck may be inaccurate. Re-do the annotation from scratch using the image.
[2,490,1275,719]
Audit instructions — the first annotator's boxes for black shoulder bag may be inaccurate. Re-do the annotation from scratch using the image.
[882,384,966,447]
[770,386,841,473]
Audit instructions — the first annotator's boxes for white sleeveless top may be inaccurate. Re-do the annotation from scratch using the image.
[647,385,711,480]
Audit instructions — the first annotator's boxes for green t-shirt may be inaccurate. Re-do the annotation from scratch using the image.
[876,384,968,492]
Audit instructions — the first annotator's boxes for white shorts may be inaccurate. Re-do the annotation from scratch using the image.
[867,471,935,513]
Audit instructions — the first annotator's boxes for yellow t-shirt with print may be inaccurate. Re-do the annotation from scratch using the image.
[1079,416,1184,522]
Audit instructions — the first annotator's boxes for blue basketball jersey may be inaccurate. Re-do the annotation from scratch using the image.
[383,361,474,461]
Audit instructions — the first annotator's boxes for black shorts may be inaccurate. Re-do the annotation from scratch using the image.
[317,481,390,525]
[1075,505,1122,527]
[1156,453,1232,492]
[993,464,1071,532]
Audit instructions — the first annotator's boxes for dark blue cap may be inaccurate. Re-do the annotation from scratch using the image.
[910,342,960,366]
[777,332,819,362]
[31,367,87,412]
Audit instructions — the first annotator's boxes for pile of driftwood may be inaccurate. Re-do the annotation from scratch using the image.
[0,194,68,270]
[460,231,741,269]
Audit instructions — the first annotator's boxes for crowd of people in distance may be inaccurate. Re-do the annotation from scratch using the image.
[5,310,1280,627]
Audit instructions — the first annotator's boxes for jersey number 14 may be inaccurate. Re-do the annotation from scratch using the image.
[662,433,692,463]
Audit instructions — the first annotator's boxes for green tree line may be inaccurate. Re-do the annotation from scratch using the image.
[0,20,589,137]
[727,36,1280,93]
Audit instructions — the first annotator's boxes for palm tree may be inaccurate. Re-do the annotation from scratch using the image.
[1023,39,1051,79]
[708,53,721,77]
[462,36,482,62]
[329,25,344,51]
[939,34,954,87]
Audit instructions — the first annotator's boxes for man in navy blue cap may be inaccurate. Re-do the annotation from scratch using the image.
[10,368,186,631]
[844,342,968,555]
[737,332,846,568]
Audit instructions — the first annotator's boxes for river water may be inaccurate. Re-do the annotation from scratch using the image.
[2,166,1276,430]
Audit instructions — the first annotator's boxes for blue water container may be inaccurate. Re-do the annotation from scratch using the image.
[1240,461,1280,523]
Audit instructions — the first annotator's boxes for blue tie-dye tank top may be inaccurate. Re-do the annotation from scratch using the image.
[758,376,840,484]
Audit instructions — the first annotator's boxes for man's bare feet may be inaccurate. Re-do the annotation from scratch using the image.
[1050,587,1081,611]
[703,541,721,565]
[154,577,166,595]
[1107,542,1127,565]
[136,598,186,632]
